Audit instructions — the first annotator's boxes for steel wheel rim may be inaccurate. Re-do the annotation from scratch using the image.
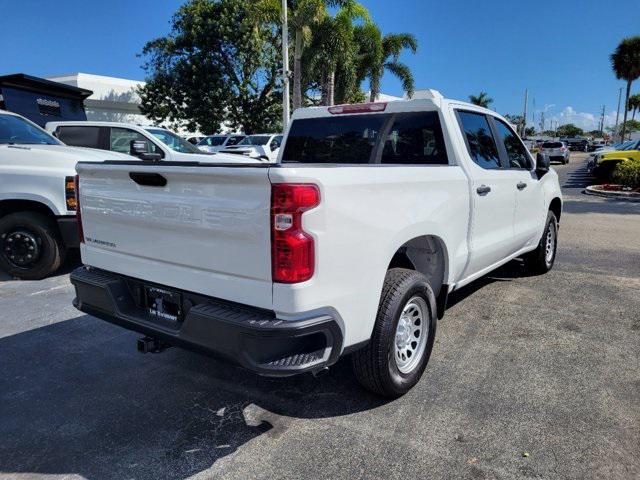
[545,223,556,265]
[394,296,429,374]
[1,230,41,268]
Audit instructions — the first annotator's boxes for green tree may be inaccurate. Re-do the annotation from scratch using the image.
[138,0,282,134]
[611,36,640,140]
[469,92,493,108]
[556,123,584,137]
[353,24,417,102]
[304,2,370,106]
[524,126,536,137]
[620,119,640,133]
[628,93,640,120]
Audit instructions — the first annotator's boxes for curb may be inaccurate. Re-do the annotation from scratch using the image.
[584,185,640,202]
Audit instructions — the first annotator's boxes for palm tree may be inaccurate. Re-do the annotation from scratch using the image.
[469,92,493,108]
[354,25,417,102]
[256,0,351,109]
[305,2,370,105]
[628,93,640,120]
[611,36,640,140]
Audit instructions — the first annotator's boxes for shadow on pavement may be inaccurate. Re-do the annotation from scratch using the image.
[563,198,640,215]
[0,314,388,480]
[561,161,595,190]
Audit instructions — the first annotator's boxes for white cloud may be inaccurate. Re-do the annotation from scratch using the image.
[544,106,617,131]
[530,105,618,131]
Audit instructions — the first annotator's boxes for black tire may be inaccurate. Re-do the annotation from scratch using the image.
[352,268,437,397]
[523,210,558,275]
[0,212,65,280]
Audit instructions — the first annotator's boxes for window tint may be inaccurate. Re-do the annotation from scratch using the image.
[457,111,501,169]
[226,135,244,146]
[110,128,159,154]
[542,142,563,148]
[200,136,225,147]
[270,135,282,151]
[56,126,101,149]
[380,112,448,165]
[0,113,59,145]
[282,114,386,164]
[494,119,532,169]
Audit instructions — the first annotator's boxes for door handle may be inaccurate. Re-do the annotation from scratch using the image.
[517,181,527,190]
[476,185,491,196]
[129,172,167,187]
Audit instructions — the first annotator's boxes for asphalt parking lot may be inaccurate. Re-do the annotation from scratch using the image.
[1,153,639,480]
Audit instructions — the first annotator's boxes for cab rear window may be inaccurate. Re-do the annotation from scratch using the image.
[282,111,448,165]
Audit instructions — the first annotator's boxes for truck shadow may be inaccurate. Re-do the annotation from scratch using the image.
[0,314,387,480]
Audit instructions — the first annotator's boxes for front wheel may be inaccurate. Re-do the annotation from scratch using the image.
[351,268,437,397]
[0,212,65,280]
[523,211,558,274]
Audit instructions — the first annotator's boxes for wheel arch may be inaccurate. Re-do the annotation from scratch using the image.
[387,234,449,299]
[0,198,58,220]
[549,197,562,223]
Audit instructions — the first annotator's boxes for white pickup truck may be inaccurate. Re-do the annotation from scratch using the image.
[70,91,562,397]
[0,110,134,279]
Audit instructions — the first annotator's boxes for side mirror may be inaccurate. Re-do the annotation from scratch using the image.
[130,139,161,161]
[536,152,550,176]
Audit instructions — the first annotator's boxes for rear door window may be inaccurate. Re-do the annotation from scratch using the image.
[456,111,502,169]
[493,119,532,169]
[56,126,103,149]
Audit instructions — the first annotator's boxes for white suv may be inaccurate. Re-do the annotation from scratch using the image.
[45,121,259,163]
[0,110,134,279]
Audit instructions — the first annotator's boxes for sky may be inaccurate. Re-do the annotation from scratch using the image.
[2,0,639,131]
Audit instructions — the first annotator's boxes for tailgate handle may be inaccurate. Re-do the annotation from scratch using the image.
[129,172,167,187]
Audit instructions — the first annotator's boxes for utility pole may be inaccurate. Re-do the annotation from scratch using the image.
[614,87,622,141]
[521,89,528,137]
[281,0,290,128]
[599,105,605,135]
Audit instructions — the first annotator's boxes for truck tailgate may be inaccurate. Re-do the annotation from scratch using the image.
[76,163,273,309]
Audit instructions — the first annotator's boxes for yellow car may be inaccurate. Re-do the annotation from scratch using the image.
[590,142,640,179]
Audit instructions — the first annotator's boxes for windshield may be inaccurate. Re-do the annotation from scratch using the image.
[0,113,60,145]
[145,128,200,153]
[542,142,563,148]
[198,135,226,147]
[238,135,271,146]
[623,140,640,151]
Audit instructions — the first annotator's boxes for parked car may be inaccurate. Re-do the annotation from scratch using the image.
[588,140,640,178]
[45,121,258,164]
[588,139,606,152]
[70,92,562,397]
[539,141,570,164]
[0,110,134,279]
[220,133,283,161]
[197,134,246,153]
[563,138,589,152]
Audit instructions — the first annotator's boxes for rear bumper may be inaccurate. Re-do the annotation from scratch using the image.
[56,216,79,249]
[70,267,343,376]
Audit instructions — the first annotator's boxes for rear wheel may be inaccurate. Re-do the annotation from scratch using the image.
[352,268,437,397]
[0,212,65,280]
[523,211,558,274]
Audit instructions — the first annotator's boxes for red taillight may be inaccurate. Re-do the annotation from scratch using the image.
[328,102,387,114]
[271,184,320,283]
[74,175,84,244]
